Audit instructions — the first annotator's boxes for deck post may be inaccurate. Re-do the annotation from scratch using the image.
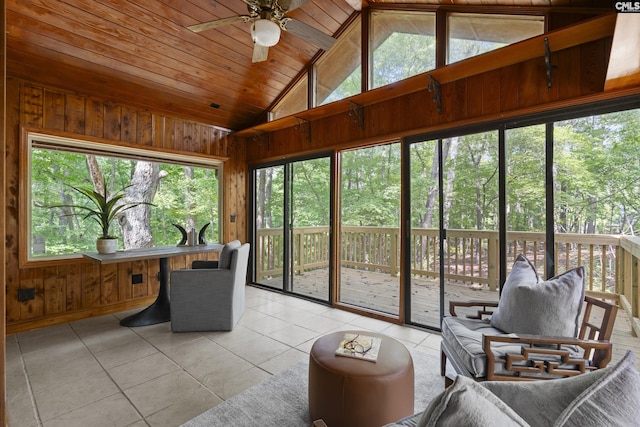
[390,229,399,277]
[488,234,498,291]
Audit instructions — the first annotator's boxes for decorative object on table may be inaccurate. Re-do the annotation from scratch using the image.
[173,223,188,245]
[51,184,152,254]
[198,222,210,244]
[335,333,381,362]
[173,223,210,246]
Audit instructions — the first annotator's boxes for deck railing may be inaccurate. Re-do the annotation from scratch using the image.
[256,226,639,335]
[619,236,640,338]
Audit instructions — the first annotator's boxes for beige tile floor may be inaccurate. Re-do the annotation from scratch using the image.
[5,286,442,427]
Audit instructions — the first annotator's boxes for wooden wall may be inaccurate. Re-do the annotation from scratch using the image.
[244,38,612,162]
[2,1,7,422]
[5,79,247,333]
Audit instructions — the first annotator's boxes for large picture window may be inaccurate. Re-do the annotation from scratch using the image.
[24,132,223,262]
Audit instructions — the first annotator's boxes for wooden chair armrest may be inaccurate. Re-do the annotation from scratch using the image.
[483,333,612,381]
[449,300,499,318]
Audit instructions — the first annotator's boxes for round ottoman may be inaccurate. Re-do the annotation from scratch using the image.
[308,330,414,427]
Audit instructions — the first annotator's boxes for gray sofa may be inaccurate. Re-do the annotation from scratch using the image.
[169,241,250,332]
[384,350,640,427]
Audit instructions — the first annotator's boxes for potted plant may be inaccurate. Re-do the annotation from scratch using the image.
[54,184,152,254]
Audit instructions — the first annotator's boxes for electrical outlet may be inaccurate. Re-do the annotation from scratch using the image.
[131,274,143,284]
[18,288,36,301]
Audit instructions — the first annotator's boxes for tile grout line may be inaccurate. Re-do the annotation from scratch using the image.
[110,320,229,424]
[67,317,149,425]
[13,337,44,427]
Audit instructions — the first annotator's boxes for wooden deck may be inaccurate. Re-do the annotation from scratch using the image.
[258,267,640,368]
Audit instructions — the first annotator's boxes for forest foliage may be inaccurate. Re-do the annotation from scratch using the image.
[256,109,640,239]
[31,150,219,257]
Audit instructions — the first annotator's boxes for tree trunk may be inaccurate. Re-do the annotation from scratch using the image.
[121,161,160,249]
[85,154,105,195]
[421,144,440,230]
[265,168,273,229]
[443,137,460,229]
[183,166,196,232]
[257,169,266,229]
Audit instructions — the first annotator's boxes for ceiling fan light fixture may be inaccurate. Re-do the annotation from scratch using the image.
[251,19,281,47]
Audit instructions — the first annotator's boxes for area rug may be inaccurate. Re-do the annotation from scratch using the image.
[183,349,444,427]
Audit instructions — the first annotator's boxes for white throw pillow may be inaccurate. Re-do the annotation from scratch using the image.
[418,375,529,427]
[554,351,640,426]
[490,255,585,337]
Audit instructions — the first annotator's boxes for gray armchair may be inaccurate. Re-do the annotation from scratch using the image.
[169,242,250,332]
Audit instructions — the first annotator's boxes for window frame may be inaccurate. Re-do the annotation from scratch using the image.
[20,127,226,267]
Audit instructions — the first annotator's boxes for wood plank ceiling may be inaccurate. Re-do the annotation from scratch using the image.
[6,0,611,131]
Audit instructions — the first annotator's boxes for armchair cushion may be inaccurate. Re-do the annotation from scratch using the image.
[490,255,585,337]
[218,240,241,269]
[441,317,584,379]
[441,316,510,378]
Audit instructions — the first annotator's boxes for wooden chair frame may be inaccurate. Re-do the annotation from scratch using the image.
[441,295,618,384]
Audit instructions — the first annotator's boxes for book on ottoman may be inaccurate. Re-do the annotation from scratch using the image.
[335,333,382,362]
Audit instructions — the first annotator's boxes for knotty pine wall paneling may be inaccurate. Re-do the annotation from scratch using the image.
[4,79,245,333]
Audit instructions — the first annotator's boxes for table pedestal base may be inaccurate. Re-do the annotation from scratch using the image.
[120,258,171,327]
[119,296,170,326]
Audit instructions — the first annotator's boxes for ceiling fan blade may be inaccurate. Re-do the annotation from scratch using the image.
[279,0,312,12]
[282,19,336,51]
[187,15,249,33]
[252,44,269,63]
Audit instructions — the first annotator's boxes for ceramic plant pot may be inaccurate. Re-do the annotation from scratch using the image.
[96,238,118,254]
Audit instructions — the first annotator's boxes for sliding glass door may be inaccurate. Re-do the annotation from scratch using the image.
[407,139,441,328]
[251,155,332,302]
[505,125,546,277]
[254,165,285,290]
[251,103,640,328]
[441,131,499,312]
[338,144,401,315]
[406,131,499,329]
[290,157,332,299]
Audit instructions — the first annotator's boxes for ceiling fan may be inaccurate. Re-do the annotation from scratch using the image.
[187,0,337,63]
